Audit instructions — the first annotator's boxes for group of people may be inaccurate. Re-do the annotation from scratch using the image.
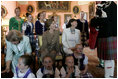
[1,1,117,78]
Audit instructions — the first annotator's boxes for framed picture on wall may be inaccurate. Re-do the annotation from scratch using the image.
[64,14,72,23]
[73,6,80,14]
[37,1,71,12]
[27,5,34,13]
[1,5,8,18]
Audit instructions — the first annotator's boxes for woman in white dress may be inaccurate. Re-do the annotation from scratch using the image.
[62,19,81,55]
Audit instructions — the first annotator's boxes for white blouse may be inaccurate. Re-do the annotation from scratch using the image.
[62,28,81,49]
[41,22,45,33]
[22,21,33,31]
[13,68,35,78]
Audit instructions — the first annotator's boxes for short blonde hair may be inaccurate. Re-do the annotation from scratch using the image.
[75,44,83,48]
[6,30,23,42]
[72,44,83,52]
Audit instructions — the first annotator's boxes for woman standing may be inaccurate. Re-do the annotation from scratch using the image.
[9,7,24,32]
[90,1,117,78]
[62,19,81,55]
[35,12,47,35]
[35,12,47,47]
[2,30,32,73]
[76,11,89,47]
[22,13,35,52]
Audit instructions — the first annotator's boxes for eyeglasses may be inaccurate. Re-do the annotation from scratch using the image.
[76,48,83,50]
[44,60,52,64]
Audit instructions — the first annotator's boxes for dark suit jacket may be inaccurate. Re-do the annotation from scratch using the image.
[35,20,47,35]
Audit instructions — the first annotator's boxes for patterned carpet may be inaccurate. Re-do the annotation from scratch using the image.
[1,47,117,78]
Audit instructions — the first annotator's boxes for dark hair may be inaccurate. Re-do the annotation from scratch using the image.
[66,19,77,28]
[50,15,57,21]
[20,55,33,67]
[14,7,20,13]
[37,12,42,20]
[26,13,31,17]
[42,55,53,63]
[65,55,74,63]
[46,19,54,27]
[6,30,23,42]
[51,16,54,20]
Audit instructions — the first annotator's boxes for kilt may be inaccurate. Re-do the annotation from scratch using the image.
[81,32,88,47]
[80,72,93,78]
[97,37,117,60]
[27,35,36,52]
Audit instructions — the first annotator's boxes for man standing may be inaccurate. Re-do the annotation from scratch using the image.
[90,1,117,78]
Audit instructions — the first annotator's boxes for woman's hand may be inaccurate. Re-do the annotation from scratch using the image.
[1,67,10,73]
[2,60,11,73]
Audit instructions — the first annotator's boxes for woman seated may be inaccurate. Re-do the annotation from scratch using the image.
[62,19,81,55]
[41,19,60,60]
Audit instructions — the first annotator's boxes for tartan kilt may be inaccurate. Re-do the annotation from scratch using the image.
[27,35,36,52]
[81,32,88,47]
[80,72,93,78]
[97,37,117,60]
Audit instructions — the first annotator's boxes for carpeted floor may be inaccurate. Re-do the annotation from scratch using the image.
[83,47,117,78]
[1,47,117,78]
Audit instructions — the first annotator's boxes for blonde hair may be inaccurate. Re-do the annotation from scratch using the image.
[6,30,23,42]
[72,44,83,52]
[75,44,83,48]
